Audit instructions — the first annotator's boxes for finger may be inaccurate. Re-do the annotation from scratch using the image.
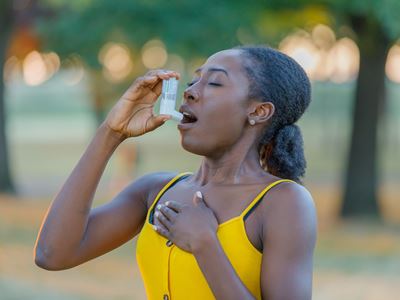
[144,70,180,97]
[155,210,172,230]
[144,114,171,132]
[159,204,178,221]
[153,79,163,97]
[122,76,159,101]
[193,191,208,207]
[153,213,169,232]
[138,73,178,97]
[146,69,180,80]
[165,200,183,213]
[158,72,180,80]
[137,75,160,88]
[152,223,170,240]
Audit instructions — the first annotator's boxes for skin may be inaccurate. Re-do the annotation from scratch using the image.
[34,50,317,300]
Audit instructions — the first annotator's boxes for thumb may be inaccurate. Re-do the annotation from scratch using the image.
[145,114,171,132]
[193,191,207,207]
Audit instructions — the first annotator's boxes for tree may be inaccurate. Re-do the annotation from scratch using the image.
[0,0,15,194]
[36,0,400,218]
[325,0,400,217]
[253,0,400,218]
[36,0,255,123]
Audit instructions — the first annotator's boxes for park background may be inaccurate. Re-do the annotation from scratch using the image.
[0,0,399,299]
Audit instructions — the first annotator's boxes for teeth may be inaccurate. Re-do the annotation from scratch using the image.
[183,112,192,117]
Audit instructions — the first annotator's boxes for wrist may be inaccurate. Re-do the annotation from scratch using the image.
[98,122,127,145]
[192,231,219,256]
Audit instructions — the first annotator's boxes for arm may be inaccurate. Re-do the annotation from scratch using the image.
[193,235,257,300]
[155,193,256,299]
[34,69,180,270]
[34,123,127,270]
[191,183,316,300]
[260,183,317,300]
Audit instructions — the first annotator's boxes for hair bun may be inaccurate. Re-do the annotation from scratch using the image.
[265,123,306,183]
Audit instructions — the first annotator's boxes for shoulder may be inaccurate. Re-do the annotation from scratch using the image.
[124,171,180,210]
[258,181,316,299]
[262,181,317,248]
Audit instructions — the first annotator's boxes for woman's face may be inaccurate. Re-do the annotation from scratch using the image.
[178,49,252,157]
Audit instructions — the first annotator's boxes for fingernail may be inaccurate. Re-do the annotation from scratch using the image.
[196,191,202,198]
[165,201,170,206]
[153,225,158,231]
[155,211,160,217]
[156,204,161,210]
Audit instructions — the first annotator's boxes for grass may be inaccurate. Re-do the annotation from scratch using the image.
[1,193,400,300]
[2,72,400,299]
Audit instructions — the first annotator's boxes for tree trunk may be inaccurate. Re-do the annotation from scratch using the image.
[341,16,390,217]
[0,0,16,194]
[89,71,108,127]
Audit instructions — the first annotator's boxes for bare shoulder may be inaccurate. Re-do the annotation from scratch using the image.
[123,171,179,210]
[262,181,317,245]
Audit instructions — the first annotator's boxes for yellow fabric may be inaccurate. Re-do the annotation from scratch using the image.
[136,172,295,300]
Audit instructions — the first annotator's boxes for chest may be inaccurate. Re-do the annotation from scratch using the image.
[146,182,267,253]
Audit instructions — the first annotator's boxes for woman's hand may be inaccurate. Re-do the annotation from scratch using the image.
[153,191,219,253]
[104,69,180,139]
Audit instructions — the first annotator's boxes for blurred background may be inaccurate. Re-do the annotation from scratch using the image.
[0,0,399,299]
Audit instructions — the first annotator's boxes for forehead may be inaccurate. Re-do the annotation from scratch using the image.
[199,49,245,76]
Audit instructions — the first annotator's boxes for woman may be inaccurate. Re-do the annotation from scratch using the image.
[35,45,317,300]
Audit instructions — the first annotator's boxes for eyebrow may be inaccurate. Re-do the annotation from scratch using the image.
[194,67,229,77]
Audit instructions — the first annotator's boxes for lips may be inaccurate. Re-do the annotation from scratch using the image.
[181,112,198,123]
[178,105,198,130]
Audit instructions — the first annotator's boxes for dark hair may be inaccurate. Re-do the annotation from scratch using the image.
[235,45,311,184]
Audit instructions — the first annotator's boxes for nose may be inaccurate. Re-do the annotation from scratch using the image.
[183,87,199,103]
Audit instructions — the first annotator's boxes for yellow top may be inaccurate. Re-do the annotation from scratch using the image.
[136,172,295,300]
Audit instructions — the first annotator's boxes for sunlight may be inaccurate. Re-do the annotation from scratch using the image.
[279,34,320,80]
[279,25,359,83]
[62,54,86,86]
[22,51,57,86]
[385,44,400,83]
[141,39,168,69]
[327,38,359,83]
[99,42,133,83]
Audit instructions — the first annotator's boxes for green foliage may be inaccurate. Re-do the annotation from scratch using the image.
[254,0,400,40]
[37,0,399,71]
[37,0,257,68]
[255,5,332,42]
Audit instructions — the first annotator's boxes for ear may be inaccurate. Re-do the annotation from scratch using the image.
[247,101,275,125]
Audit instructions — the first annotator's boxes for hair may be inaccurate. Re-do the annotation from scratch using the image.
[235,45,311,184]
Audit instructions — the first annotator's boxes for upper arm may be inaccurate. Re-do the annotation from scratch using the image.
[67,172,176,268]
[260,183,317,300]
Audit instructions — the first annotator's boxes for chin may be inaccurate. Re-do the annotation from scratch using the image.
[180,135,228,159]
[179,135,212,156]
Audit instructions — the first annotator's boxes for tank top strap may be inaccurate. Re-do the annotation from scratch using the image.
[148,172,193,214]
[239,179,297,220]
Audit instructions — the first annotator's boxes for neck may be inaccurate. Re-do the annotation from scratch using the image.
[192,137,269,186]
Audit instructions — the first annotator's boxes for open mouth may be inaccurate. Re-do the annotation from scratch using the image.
[181,112,198,124]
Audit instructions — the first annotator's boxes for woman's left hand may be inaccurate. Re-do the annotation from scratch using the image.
[153,191,218,253]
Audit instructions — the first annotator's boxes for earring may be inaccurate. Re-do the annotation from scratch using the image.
[249,119,256,126]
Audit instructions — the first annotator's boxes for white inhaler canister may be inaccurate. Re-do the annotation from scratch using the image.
[159,78,183,122]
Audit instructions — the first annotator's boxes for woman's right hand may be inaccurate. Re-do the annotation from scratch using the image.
[104,69,180,139]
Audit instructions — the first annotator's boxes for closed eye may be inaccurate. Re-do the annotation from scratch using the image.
[186,81,222,87]
[186,81,197,87]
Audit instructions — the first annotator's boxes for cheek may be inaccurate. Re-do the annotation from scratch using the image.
[179,93,249,155]
[206,98,247,133]
[179,110,245,155]
[197,101,246,148]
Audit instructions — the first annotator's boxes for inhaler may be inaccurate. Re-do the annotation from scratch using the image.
[159,78,183,122]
